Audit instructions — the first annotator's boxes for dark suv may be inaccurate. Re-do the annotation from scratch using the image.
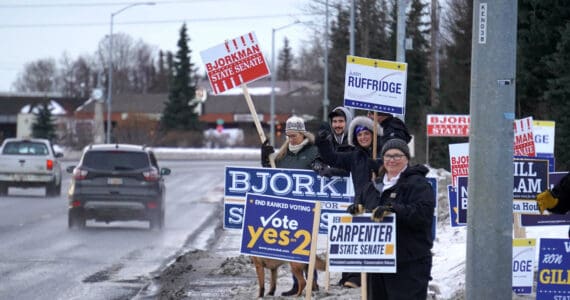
[67,144,170,230]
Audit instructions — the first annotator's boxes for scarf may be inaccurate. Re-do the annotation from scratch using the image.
[288,138,309,154]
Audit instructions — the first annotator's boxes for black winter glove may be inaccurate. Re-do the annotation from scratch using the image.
[317,122,332,142]
[371,205,394,222]
[347,203,364,215]
[260,140,274,167]
[318,167,336,178]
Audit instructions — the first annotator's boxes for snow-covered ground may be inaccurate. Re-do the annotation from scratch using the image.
[76,147,566,299]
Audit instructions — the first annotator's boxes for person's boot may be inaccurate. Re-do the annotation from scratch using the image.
[281,283,299,297]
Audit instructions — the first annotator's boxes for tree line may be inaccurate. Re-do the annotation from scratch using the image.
[20,0,570,170]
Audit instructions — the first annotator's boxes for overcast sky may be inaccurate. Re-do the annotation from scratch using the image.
[0,0,320,92]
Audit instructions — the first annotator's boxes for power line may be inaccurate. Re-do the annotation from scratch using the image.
[0,0,225,9]
[0,13,316,29]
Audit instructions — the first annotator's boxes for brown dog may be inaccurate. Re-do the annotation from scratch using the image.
[251,256,326,298]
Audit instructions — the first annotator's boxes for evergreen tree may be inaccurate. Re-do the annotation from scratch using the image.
[160,24,200,131]
[358,0,391,60]
[31,102,57,142]
[429,0,472,168]
[404,0,431,164]
[517,0,570,170]
[517,0,566,118]
[328,4,351,111]
[277,37,295,80]
[542,10,570,170]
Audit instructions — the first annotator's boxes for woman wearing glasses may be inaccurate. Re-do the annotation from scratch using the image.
[358,138,436,299]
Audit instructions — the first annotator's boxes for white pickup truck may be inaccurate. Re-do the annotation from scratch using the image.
[0,138,63,196]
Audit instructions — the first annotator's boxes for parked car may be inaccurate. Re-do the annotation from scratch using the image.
[66,144,171,230]
[0,138,63,196]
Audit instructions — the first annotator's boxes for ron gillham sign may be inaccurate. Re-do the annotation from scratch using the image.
[427,114,470,137]
[200,32,270,94]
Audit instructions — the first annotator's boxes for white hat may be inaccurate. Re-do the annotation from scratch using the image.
[285,116,306,133]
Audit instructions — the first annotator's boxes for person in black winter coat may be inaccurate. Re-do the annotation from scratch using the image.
[318,107,354,177]
[357,138,435,299]
[321,107,361,288]
[367,111,412,151]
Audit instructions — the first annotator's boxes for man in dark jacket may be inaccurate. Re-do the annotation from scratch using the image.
[319,107,354,178]
[357,138,435,299]
[321,107,361,288]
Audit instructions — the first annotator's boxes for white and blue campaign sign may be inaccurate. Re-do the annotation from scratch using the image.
[513,158,549,200]
[240,193,317,263]
[327,213,397,273]
[513,239,536,294]
[447,185,464,227]
[533,120,555,155]
[536,238,570,299]
[457,176,468,224]
[521,172,570,226]
[223,166,353,233]
[344,55,407,115]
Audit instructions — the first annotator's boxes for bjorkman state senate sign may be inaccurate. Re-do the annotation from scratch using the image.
[200,31,270,94]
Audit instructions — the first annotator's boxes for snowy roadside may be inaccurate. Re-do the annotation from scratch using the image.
[122,148,567,299]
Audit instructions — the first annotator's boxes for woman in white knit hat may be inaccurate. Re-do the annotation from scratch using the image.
[260,115,322,296]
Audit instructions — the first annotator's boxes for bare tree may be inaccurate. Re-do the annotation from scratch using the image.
[295,33,325,81]
[131,40,157,93]
[13,58,57,92]
[58,53,98,98]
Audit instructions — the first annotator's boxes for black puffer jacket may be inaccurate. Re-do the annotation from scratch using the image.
[358,164,435,263]
[316,138,379,201]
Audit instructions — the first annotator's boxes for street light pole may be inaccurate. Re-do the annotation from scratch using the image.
[270,20,300,147]
[107,2,155,144]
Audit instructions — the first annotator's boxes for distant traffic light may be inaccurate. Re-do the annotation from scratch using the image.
[276,122,282,137]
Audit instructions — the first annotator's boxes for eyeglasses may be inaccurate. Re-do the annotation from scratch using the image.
[383,154,405,161]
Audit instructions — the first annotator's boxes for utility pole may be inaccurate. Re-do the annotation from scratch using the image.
[322,0,330,122]
[430,0,440,107]
[466,2,517,299]
[396,0,408,123]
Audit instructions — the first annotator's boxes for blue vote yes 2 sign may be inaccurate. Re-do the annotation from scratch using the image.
[240,193,317,263]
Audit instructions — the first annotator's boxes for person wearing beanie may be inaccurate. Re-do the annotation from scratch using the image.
[355,138,435,299]
[328,107,353,150]
[260,115,322,296]
[316,115,382,205]
[319,107,361,288]
[317,107,355,178]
